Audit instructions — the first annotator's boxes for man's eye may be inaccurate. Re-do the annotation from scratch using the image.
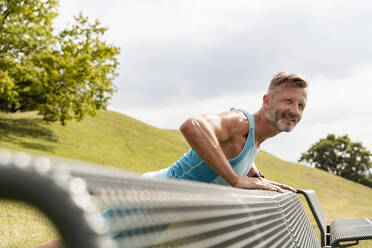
[285,99,292,103]
[299,104,304,110]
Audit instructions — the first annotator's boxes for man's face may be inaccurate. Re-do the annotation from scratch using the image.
[264,83,307,132]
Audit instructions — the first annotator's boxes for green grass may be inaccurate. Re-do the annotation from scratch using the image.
[256,151,372,247]
[0,110,189,172]
[0,200,59,248]
[0,111,371,247]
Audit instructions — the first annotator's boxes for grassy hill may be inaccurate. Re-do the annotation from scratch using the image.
[0,110,188,173]
[0,110,372,247]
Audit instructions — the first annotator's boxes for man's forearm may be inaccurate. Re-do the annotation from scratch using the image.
[34,240,62,248]
[180,117,240,186]
[247,163,259,177]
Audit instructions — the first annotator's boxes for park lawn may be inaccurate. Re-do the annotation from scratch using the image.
[0,111,372,247]
[0,110,189,173]
[0,200,59,248]
[256,151,372,247]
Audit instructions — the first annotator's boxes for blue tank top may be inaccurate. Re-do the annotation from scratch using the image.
[166,108,258,186]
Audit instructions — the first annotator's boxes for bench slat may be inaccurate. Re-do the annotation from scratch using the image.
[330,218,372,247]
[297,189,372,248]
[275,193,321,248]
[0,151,330,248]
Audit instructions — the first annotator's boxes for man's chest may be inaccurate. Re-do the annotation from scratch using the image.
[220,134,247,159]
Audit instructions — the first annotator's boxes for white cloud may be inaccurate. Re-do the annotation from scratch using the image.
[57,0,372,163]
[112,90,264,129]
[262,64,372,162]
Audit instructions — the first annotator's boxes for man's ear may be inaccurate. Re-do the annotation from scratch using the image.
[262,94,271,111]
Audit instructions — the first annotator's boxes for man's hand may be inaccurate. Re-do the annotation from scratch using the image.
[233,176,296,193]
[34,240,62,248]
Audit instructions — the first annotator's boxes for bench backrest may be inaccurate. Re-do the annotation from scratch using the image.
[297,189,328,247]
[275,192,320,248]
[0,150,320,248]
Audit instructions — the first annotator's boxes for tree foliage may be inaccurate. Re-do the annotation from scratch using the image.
[0,0,120,124]
[299,134,372,184]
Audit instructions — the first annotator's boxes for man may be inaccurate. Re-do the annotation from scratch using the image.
[142,71,307,193]
[36,71,307,248]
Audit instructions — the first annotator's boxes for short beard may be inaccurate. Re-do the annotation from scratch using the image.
[265,108,296,132]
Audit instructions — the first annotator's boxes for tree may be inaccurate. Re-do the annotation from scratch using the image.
[0,0,120,125]
[299,134,372,185]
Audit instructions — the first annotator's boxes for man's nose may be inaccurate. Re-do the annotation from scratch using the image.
[291,105,301,119]
[289,106,301,120]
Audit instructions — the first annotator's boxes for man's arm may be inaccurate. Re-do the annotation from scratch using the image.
[247,162,296,192]
[34,239,62,248]
[247,162,259,177]
[180,111,241,186]
[180,111,295,193]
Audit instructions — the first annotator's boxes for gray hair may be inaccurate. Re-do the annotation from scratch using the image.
[268,72,308,94]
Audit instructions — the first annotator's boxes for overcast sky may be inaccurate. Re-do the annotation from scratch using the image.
[56,0,372,164]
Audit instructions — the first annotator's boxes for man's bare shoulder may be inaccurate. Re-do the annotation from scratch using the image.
[181,110,250,142]
[222,110,250,134]
[209,110,250,137]
[180,110,251,149]
[199,110,248,128]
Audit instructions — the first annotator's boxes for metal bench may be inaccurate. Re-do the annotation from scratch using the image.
[0,150,370,248]
[297,189,372,248]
